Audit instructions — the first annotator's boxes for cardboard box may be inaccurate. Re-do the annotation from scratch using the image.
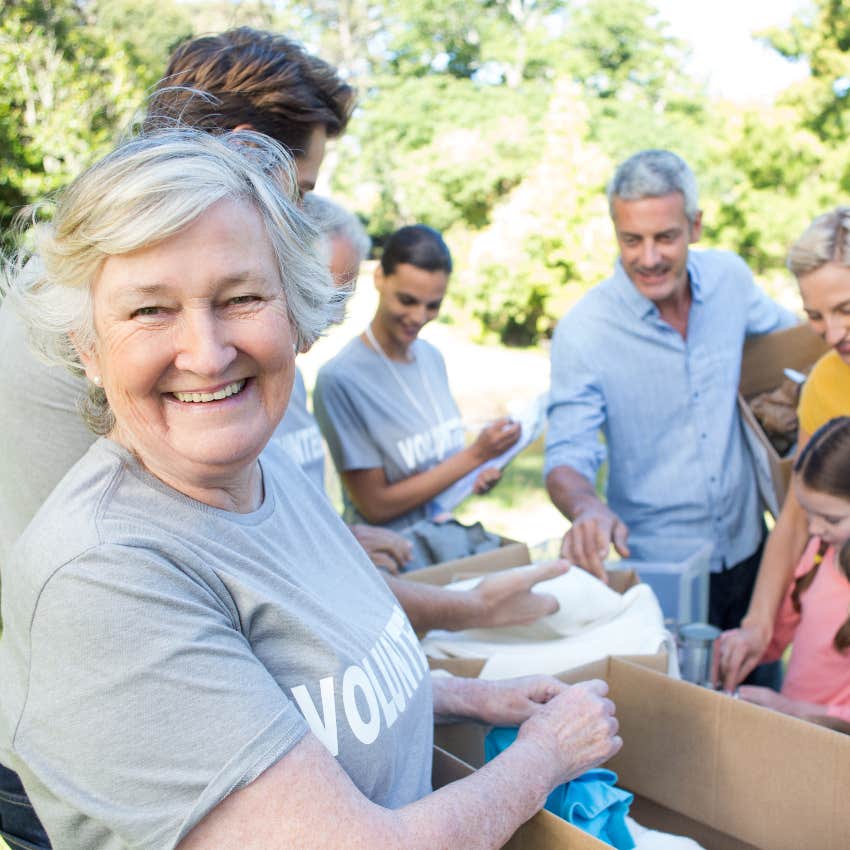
[435,657,850,850]
[405,541,533,585]
[739,323,828,515]
[406,543,638,595]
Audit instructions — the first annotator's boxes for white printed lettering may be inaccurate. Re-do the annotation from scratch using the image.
[379,634,416,700]
[362,655,399,731]
[398,437,416,470]
[290,608,427,758]
[291,676,339,756]
[369,643,404,722]
[396,418,465,472]
[341,665,381,745]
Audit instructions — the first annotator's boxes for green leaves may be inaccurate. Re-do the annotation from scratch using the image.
[0,0,192,247]
[5,0,850,344]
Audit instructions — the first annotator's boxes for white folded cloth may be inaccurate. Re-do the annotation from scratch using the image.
[422,565,677,679]
[446,565,629,640]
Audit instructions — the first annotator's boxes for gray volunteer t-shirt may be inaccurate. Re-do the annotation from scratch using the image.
[269,366,326,492]
[0,299,95,567]
[0,439,433,850]
[314,336,464,532]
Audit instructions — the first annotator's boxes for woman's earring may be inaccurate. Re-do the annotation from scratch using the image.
[91,375,102,386]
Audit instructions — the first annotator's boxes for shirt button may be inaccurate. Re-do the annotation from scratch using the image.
[701,433,707,439]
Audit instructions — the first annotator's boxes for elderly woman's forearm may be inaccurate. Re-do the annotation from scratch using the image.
[178,733,550,850]
[394,746,550,848]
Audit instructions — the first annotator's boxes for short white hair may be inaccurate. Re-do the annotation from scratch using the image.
[3,129,339,432]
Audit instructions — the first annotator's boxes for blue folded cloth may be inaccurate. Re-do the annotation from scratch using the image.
[485,726,635,850]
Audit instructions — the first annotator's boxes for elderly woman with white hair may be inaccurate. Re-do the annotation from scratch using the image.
[0,129,620,850]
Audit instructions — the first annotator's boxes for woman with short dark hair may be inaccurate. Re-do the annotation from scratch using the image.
[314,224,521,535]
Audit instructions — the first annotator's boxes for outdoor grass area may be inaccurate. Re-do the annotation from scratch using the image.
[454,435,567,550]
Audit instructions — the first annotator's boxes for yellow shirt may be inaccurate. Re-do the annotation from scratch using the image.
[798,350,850,435]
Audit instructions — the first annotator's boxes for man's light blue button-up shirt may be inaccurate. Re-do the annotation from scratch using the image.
[545,250,797,571]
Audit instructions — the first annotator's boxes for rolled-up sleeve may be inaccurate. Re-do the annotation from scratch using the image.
[544,317,607,482]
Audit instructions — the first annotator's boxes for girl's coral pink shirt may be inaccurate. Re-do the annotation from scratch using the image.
[765,537,850,721]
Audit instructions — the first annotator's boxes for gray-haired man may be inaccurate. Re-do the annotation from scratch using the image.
[545,149,796,641]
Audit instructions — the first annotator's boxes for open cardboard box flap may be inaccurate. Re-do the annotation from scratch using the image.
[739,323,827,398]
[407,543,638,595]
[406,542,532,585]
[738,323,829,513]
[436,657,850,850]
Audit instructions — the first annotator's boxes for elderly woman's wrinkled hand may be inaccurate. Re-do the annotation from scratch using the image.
[469,675,569,726]
[517,679,622,788]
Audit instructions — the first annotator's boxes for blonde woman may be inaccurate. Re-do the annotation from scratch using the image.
[718,206,850,689]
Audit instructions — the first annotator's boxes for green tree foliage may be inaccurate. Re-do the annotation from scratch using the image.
[449,81,613,345]
[702,0,850,276]
[0,0,191,242]
[702,105,833,274]
[3,0,848,345]
[561,0,684,103]
[333,74,549,235]
[760,0,850,143]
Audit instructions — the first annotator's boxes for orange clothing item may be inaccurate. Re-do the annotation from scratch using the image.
[764,537,850,722]
[797,349,850,435]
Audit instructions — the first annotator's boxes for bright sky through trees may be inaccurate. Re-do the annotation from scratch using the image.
[656,0,810,102]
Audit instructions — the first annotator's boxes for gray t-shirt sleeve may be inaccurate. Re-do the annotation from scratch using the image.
[15,544,307,850]
[314,366,384,472]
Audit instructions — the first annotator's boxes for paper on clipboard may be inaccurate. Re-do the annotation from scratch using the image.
[433,393,548,513]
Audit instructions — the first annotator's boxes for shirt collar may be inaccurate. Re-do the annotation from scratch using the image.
[612,254,704,319]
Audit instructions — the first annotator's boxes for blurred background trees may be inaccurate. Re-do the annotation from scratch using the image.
[2,0,848,342]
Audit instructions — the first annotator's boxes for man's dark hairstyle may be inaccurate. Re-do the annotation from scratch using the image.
[144,27,355,157]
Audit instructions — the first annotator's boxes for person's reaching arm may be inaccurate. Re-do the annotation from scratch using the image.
[385,560,569,633]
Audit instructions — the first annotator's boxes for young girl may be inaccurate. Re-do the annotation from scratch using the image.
[740,416,850,723]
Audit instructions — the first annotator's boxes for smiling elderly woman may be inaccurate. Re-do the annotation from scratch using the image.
[0,129,620,850]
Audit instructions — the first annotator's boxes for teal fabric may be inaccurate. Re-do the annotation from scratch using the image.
[485,726,635,850]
